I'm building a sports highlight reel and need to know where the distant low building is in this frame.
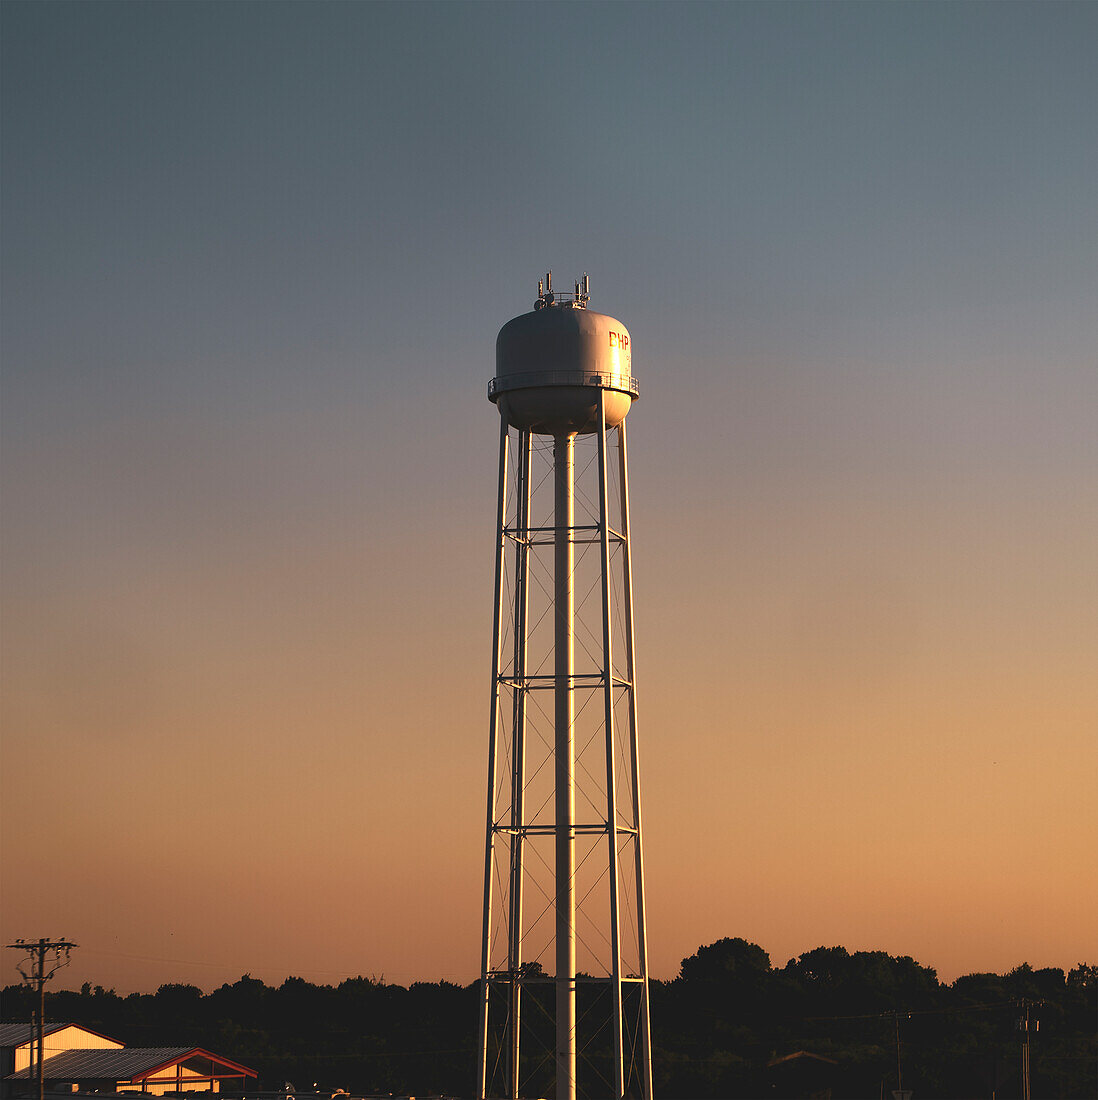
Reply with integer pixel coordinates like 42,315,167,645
765,1049,839,1100
0,1024,256,1098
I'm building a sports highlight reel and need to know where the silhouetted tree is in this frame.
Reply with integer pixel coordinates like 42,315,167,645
4,941,1095,1098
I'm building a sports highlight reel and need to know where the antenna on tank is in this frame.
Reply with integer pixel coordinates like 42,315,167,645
536,270,593,310
569,273,589,309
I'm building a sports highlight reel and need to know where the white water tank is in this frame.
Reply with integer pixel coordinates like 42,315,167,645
489,274,637,436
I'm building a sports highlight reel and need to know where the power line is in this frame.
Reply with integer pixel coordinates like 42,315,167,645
803,998,1038,1022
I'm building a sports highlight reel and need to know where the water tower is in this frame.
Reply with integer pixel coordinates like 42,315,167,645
477,273,653,1099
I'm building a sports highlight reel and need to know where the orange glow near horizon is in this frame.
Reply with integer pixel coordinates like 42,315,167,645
2,400,1095,993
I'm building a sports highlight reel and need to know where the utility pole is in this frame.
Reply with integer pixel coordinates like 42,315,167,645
5,937,77,1100
895,1011,903,1094
1016,999,1038,1100
889,1012,912,1100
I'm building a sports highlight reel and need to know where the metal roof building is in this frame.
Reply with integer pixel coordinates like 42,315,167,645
0,1023,123,1084
1,1025,256,1097
5,1047,256,1092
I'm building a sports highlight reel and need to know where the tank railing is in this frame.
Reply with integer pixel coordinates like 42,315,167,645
534,290,588,309
488,371,639,400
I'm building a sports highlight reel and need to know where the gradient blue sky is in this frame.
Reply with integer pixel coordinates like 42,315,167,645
2,1,1095,992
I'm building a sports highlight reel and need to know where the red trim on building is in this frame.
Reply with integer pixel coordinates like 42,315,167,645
129,1050,257,1083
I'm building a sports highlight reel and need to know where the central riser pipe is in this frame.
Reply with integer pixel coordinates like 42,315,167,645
554,433,576,1100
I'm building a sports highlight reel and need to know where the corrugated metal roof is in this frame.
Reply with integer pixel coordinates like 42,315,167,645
6,1048,190,1080
5,1047,255,1082
0,1022,70,1046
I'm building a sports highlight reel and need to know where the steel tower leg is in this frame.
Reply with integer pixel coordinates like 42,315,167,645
618,420,654,1100
554,433,576,1100
479,415,510,1100
508,431,532,1099
597,393,626,1099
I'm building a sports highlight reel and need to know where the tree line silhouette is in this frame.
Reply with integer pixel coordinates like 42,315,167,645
3,939,1094,1098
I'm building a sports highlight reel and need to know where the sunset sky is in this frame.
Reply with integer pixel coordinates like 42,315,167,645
2,1,1095,994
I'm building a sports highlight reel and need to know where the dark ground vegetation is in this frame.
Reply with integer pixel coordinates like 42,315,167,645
3,939,1095,1098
